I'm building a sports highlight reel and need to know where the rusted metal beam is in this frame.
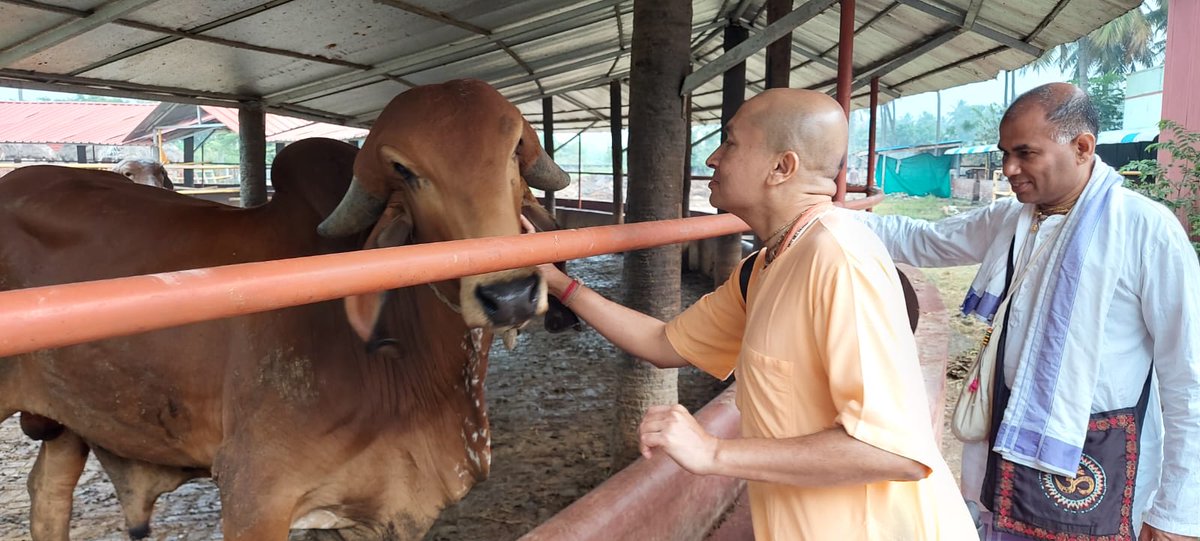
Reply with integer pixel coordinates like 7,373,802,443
834,0,855,203
0,214,749,358
867,77,879,194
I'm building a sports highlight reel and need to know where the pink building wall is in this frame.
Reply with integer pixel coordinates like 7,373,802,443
1158,0,1200,234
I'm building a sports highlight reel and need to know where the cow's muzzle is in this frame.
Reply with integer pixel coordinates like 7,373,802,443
473,275,541,328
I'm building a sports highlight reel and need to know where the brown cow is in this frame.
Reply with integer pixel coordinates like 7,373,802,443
0,79,570,540
111,159,174,190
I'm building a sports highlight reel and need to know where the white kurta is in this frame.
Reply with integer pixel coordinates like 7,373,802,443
857,189,1200,537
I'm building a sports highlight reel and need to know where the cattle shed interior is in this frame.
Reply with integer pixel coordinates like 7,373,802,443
0,0,1141,131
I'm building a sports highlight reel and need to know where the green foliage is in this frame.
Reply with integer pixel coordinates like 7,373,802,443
198,131,240,164
945,102,1004,145
1121,120,1200,256
1081,72,1125,130
849,100,1003,155
1025,0,1165,88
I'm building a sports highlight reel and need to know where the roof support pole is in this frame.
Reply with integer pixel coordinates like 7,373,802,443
183,137,195,187
683,94,692,220
614,0,691,468
542,97,557,219
765,0,792,89
713,23,749,288
610,80,624,224
867,76,879,197
834,0,855,203
238,101,267,208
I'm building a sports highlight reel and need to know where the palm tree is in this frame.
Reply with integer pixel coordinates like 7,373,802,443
1024,0,1166,92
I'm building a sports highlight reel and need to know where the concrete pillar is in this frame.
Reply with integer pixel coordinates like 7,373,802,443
238,100,267,207
613,0,692,468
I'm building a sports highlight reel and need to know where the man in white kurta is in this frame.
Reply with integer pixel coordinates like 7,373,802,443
861,84,1200,540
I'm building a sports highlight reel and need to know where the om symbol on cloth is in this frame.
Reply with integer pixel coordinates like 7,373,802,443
1040,454,1107,513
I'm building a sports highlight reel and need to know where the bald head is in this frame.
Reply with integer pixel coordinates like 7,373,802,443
1004,82,1099,143
742,88,848,180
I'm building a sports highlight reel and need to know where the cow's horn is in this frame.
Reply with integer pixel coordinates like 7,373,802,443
522,148,571,192
318,177,387,237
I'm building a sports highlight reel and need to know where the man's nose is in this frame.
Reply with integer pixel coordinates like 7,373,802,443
1003,157,1019,178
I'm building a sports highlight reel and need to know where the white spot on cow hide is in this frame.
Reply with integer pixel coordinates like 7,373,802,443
257,348,318,404
501,328,518,351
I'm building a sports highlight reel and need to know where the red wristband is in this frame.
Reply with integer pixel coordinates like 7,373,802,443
560,279,581,305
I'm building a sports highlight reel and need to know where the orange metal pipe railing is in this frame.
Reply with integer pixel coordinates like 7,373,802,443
0,214,749,358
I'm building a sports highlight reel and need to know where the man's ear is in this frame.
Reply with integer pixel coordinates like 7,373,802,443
768,150,800,186
1074,133,1096,164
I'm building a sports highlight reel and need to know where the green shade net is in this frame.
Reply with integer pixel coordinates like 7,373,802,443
874,153,952,198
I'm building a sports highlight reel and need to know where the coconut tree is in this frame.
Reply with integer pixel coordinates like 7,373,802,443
1025,0,1166,92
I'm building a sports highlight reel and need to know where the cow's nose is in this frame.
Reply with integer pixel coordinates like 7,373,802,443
475,275,540,327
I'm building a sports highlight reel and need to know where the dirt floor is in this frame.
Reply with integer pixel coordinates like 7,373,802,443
0,253,728,541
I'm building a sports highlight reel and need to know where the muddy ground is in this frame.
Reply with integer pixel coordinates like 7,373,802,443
0,253,728,541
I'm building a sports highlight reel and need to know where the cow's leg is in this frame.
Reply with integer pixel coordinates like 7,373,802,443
213,460,299,541
91,446,201,540
27,429,88,541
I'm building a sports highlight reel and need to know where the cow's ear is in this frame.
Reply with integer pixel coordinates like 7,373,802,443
158,165,174,190
344,293,384,343
343,203,412,342
520,186,559,232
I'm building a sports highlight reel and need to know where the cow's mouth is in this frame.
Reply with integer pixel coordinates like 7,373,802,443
459,270,548,334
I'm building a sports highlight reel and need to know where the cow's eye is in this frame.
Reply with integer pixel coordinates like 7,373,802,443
392,162,414,182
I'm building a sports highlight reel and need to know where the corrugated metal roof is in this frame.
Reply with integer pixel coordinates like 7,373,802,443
0,101,156,145
0,1,1142,130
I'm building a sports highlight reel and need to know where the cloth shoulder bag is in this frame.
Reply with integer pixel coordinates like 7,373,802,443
951,226,1058,442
